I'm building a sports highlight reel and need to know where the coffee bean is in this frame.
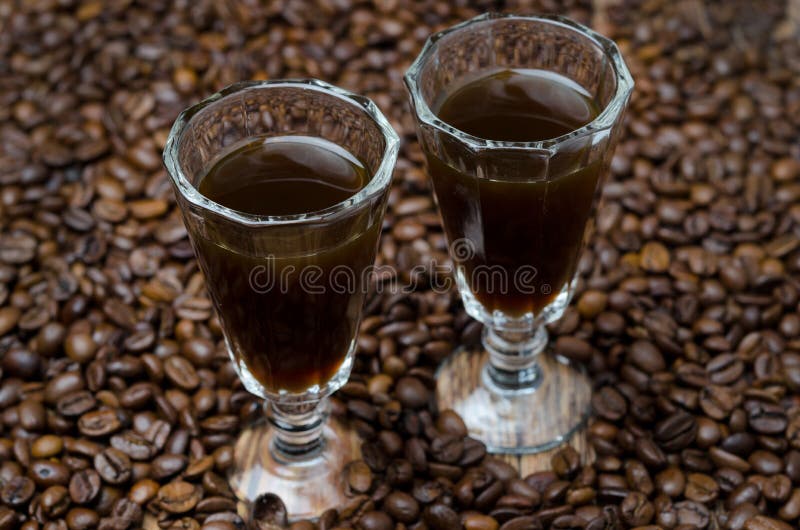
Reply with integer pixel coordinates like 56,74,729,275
654,410,697,451
109,432,154,461
65,333,97,364
65,507,100,530
625,460,653,495
743,516,793,530
395,376,429,409
94,448,132,485
763,474,792,503
69,469,101,504
18,398,46,430
655,467,685,498
592,386,626,421
1,476,35,507
57,391,97,417
554,336,593,363
346,460,373,494
164,355,200,391
747,401,788,434
358,511,392,530
252,490,289,529
31,434,63,458
619,492,653,526
551,447,580,479
628,340,665,373
78,409,122,437
699,385,738,420
498,516,543,530
424,503,459,530
127,479,159,506
383,491,419,523
158,481,202,515
464,514,499,530
436,409,467,437
31,460,71,487
684,473,718,504
636,437,666,469
673,500,709,528
41,485,71,518
45,371,85,404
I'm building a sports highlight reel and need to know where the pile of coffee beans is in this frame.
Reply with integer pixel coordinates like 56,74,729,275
1,0,799,529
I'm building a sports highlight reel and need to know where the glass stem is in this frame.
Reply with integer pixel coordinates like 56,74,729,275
266,398,328,463
483,325,548,391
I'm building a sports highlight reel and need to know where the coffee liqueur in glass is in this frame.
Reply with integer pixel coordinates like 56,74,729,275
164,80,399,518
406,14,633,454
195,135,376,394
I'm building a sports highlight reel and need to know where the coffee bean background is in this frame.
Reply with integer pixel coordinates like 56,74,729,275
1,0,799,529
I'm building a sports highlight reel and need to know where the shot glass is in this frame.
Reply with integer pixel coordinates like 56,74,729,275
405,14,633,454
164,80,399,518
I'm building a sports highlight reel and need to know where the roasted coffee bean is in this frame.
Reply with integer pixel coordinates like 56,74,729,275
673,500,709,527
57,391,97,417
620,492,653,526
654,410,697,451
358,511,393,530
65,507,100,530
625,460,653,495
749,450,783,475
552,447,581,479
347,461,373,494
722,432,757,457
1,476,35,507
158,481,202,515
424,503,459,530
94,448,132,485
109,432,154,461
31,434,64,458
78,409,122,437
743,516,793,530
40,485,71,518
636,437,666,469
383,491,419,523
655,467,685,498
395,377,429,409
0,509,18,530
684,473,718,504
251,493,288,529
498,516,543,530
762,474,792,503
151,454,188,479
69,469,101,504
592,386,626,421
31,460,71,487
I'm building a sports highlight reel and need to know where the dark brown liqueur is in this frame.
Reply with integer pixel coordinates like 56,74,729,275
195,135,375,393
429,69,602,317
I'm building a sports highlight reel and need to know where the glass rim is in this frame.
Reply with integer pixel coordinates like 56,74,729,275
163,79,400,226
403,13,635,153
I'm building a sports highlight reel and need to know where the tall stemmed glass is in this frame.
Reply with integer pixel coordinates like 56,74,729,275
405,14,633,454
164,80,399,518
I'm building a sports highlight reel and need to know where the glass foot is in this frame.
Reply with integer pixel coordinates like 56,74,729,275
230,415,361,521
436,346,592,454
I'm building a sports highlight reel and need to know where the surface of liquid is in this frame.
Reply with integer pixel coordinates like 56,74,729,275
195,135,374,393
199,136,368,216
429,69,603,317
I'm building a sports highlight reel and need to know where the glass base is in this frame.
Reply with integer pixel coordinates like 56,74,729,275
436,346,591,454
230,415,361,521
